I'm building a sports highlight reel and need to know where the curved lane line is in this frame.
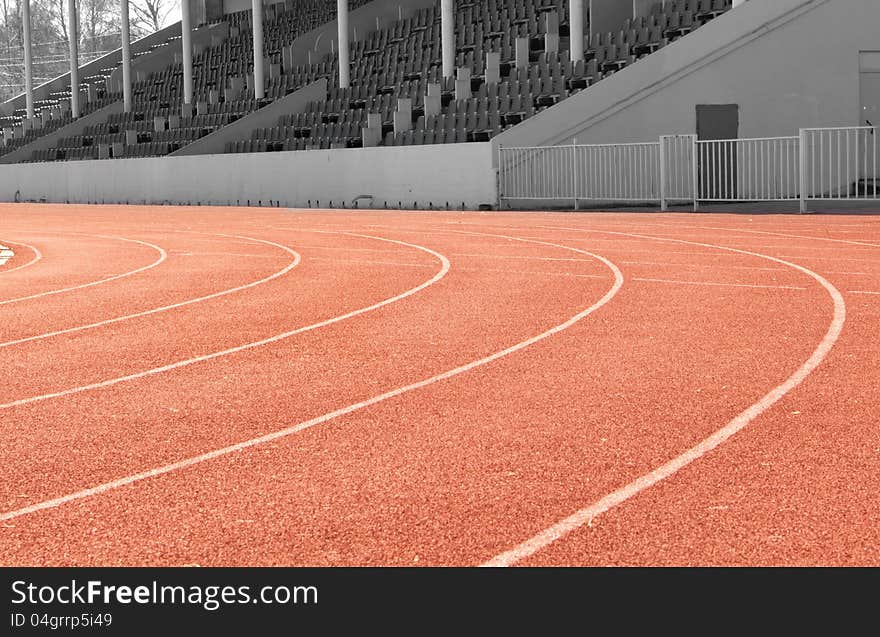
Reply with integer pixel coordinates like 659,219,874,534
0,232,449,412
0,235,167,306
0,233,622,523
683,225,880,249
483,228,846,567
0,234,300,350
0,240,42,275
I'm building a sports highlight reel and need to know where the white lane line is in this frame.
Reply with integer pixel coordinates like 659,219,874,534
775,254,880,264
394,221,880,257
680,225,880,249
0,240,42,275
849,290,880,295
0,236,166,306
307,256,433,268
359,226,780,262
0,234,623,523
452,253,598,263
171,251,282,259
469,269,603,280
0,233,449,412
483,228,846,567
439,227,880,267
632,277,806,291
272,228,534,253
267,243,403,255
621,241,880,251
0,234,300,350
585,222,880,251
827,271,871,276
309,256,613,281
621,260,786,273
352,227,808,288
512,233,878,261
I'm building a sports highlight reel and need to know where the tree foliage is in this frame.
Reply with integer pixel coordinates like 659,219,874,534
0,0,178,101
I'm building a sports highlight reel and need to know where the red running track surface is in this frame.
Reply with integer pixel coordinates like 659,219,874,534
0,204,878,566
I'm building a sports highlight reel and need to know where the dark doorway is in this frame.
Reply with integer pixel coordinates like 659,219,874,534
205,0,224,23
696,104,739,200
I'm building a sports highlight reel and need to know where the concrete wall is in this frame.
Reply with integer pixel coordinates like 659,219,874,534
189,0,209,25
221,0,284,14
0,102,124,165
0,142,496,209
222,0,251,14
633,0,657,18
590,0,633,37
171,79,327,156
494,0,876,157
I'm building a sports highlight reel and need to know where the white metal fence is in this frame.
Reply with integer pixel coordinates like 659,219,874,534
499,142,661,203
659,134,696,207
695,136,801,202
801,126,879,203
498,126,879,211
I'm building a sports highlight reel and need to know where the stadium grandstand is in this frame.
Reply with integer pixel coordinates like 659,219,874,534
0,0,877,210
1,0,879,584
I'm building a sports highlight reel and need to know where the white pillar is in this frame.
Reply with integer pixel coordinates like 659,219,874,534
251,0,265,99
22,0,34,119
441,0,454,79
569,0,584,62
337,0,349,89
733,0,747,6
67,0,80,117
181,0,193,104
120,0,132,111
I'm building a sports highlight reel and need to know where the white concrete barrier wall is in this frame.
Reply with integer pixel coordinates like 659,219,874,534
0,142,497,209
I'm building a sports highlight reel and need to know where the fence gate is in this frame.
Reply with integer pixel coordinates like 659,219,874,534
800,126,879,209
695,136,801,202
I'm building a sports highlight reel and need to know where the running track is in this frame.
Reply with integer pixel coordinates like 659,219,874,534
0,204,877,566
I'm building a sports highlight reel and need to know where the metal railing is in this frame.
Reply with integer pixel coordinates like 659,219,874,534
498,126,880,211
695,136,800,202
659,134,697,208
498,142,661,204
801,126,878,206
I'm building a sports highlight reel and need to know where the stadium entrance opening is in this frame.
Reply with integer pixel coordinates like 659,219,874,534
860,52,880,128
696,103,740,200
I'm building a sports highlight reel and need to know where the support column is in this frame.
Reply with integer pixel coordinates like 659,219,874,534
569,0,584,62
251,0,265,99
181,0,193,104
337,0,349,89
22,0,34,119
120,0,132,111
441,0,454,79
67,0,79,117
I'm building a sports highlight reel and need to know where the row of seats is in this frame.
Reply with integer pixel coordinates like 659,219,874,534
22,0,732,163
232,0,731,154
224,122,502,155
24,0,371,162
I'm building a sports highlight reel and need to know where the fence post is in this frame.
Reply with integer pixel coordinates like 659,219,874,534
659,135,668,211
496,144,503,211
572,138,578,211
691,134,699,212
799,129,808,213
